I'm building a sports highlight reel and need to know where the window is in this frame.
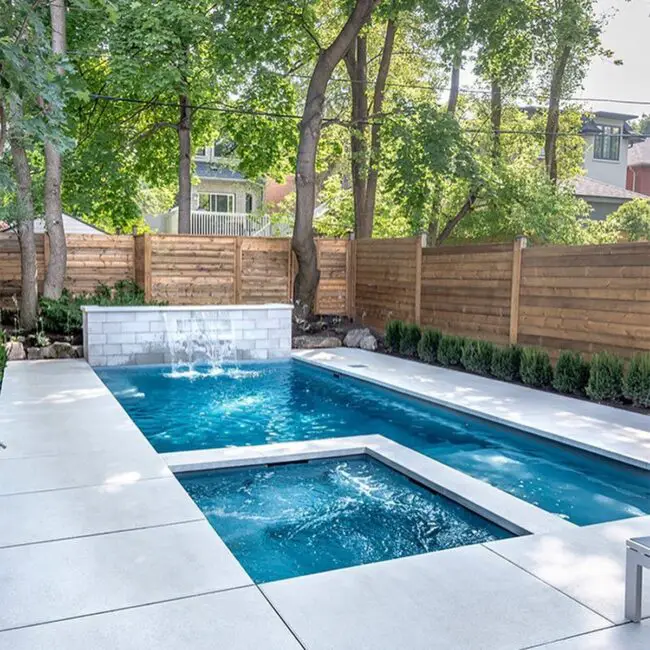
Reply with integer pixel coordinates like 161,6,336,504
195,146,206,157
197,193,235,213
245,193,254,213
594,125,621,161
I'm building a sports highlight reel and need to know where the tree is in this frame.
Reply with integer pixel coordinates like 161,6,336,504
293,0,380,319
42,0,68,299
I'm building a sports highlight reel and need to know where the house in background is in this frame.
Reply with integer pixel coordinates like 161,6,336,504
147,141,272,236
626,138,650,196
575,111,646,219
0,214,106,235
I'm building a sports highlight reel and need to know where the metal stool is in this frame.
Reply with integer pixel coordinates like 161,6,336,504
626,536,650,622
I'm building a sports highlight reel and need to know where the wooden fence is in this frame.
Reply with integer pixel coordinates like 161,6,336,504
350,236,650,358
3,231,650,357
0,233,350,315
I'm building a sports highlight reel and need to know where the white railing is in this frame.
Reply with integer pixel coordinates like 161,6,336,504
190,211,273,237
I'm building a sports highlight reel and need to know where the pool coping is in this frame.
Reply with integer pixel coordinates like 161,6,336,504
292,348,650,471
162,436,577,537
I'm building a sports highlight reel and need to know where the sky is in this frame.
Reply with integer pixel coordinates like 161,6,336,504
583,0,650,115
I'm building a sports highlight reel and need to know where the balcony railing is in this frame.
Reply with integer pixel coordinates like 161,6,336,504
190,211,273,237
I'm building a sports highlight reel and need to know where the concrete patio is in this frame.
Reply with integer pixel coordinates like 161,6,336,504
0,357,649,649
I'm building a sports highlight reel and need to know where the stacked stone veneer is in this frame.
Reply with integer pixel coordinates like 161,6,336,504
81,304,293,367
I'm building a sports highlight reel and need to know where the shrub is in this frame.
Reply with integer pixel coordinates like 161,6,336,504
418,328,442,363
520,347,553,388
491,345,521,381
39,280,150,335
586,351,624,402
437,335,465,367
399,323,421,356
553,350,590,395
461,339,495,375
623,353,650,407
384,320,405,353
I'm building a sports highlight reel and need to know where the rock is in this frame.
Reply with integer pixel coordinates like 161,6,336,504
40,342,78,360
26,347,44,360
344,328,377,351
293,335,342,349
73,345,84,359
6,341,26,361
359,334,378,351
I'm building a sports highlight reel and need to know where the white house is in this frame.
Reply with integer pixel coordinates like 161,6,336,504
575,111,646,219
147,142,271,236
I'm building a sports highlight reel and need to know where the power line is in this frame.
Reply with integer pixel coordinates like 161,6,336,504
88,92,606,137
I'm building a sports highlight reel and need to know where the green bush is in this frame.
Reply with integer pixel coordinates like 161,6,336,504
552,351,590,395
461,339,495,375
623,353,650,407
520,347,553,388
399,323,421,356
385,320,405,353
39,280,150,335
437,335,465,367
586,351,624,402
418,328,442,363
490,345,521,381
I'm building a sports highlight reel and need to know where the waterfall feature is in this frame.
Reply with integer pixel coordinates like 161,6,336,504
163,311,236,378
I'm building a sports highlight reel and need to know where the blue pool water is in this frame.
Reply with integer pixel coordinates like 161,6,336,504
180,457,511,582
97,361,650,526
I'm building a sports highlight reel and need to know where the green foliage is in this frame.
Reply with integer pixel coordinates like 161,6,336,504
39,280,149,335
399,323,422,357
623,353,650,408
437,335,465,367
461,339,495,375
490,345,522,381
586,351,624,402
607,199,650,242
552,350,590,395
519,347,553,388
418,328,442,363
384,320,405,353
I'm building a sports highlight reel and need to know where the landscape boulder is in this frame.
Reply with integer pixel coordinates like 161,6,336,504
343,328,377,352
5,341,26,361
293,335,342,349
41,341,79,360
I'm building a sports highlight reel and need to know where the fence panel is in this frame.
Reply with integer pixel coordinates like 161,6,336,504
315,239,349,316
354,237,420,328
421,243,513,344
240,238,292,304
518,241,650,358
0,234,46,308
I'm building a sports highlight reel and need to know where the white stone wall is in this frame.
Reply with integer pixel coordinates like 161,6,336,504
82,305,293,367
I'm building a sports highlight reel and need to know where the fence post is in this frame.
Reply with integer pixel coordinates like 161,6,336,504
509,235,527,344
234,237,242,303
346,235,357,320
314,239,322,314
143,233,152,302
287,240,294,303
414,234,424,325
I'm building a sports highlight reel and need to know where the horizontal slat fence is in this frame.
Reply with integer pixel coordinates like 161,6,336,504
421,243,513,344
0,233,349,315
354,237,420,327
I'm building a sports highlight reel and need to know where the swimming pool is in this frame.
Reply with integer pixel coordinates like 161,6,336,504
179,456,511,582
97,360,650,526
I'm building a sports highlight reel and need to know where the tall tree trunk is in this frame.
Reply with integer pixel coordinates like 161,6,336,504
344,36,369,238
544,44,571,183
364,19,396,239
8,105,38,331
42,0,67,299
177,94,192,233
435,192,477,245
447,60,461,116
293,0,379,319
490,80,502,163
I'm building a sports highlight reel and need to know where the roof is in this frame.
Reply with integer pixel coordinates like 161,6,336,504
571,176,648,201
0,214,107,235
628,138,650,166
195,161,248,181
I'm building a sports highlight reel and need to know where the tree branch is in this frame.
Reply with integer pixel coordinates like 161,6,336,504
132,120,179,142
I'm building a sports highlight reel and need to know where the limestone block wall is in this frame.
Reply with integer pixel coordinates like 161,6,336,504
82,304,293,367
